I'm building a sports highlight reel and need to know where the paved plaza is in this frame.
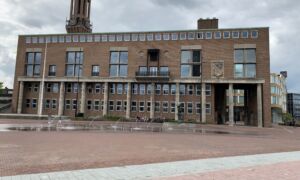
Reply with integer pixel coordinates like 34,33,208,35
1,119,300,179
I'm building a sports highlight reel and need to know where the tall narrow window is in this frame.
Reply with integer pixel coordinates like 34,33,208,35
25,52,42,76
92,65,100,76
48,65,56,76
181,50,201,77
109,51,128,77
66,51,84,77
234,49,256,78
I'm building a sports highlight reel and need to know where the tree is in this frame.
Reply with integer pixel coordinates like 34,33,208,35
0,82,3,94
283,113,294,126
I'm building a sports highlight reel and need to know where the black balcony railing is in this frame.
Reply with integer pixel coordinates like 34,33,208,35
48,72,56,77
136,71,170,81
91,72,100,77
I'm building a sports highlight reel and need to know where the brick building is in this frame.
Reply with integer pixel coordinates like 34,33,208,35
12,0,271,127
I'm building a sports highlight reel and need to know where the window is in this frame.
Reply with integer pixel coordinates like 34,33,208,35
73,83,79,93
179,103,185,114
232,31,239,38
131,101,137,112
124,34,130,41
116,34,123,42
206,84,211,96
206,103,211,114
94,35,100,42
148,49,159,61
46,36,51,43
180,32,187,40
147,34,153,41
25,52,42,76
187,103,193,114
139,34,146,41
180,84,186,95
32,37,38,43
72,100,77,110
110,51,128,77
155,102,160,112
34,84,39,92
132,34,138,41
102,35,108,42
251,31,258,38
139,101,145,112
132,84,138,95
94,100,100,111
109,101,114,111
196,103,201,114
160,66,169,73
95,83,101,94
171,33,178,40
87,35,93,42
87,100,93,110
147,84,153,95
163,33,170,40
196,84,201,96
187,85,194,95
110,84,115,94
45,99,51,109
66,36,71,42
72,35,79,42
46,83,59,93
241,31,249,38
188,32,195,40
65,100,71,110
163,84,169,95
181,50,201,77
92,65,100,76
234,49,256,78
147,102,151,112
39,37,45,43
162,102,169,113
155,34,161,41
48,65,56,76
66,51,84,77
155,84,161,95
205,32,212,39
32,99,37,108
123,101,127,111
117,84,123,94
170,102,176,113
171,84,176,95
27,84,32,91
100,101,104,111
46,83,52,92
26,99,31,108
80,35,86,42
66,83,72,93
223,31,230,39
139,84,146,95
214,32,222,39
197,32,204,39
124,84,128,94
109,35,115,42
26,37,31,44
116,101,122,111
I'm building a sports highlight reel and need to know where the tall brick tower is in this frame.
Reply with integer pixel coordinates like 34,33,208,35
66,0,92,33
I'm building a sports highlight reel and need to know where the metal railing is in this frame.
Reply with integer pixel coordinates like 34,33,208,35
136,71,170,77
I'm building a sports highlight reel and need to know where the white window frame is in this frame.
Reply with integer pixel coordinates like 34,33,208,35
187,102,193,114
139,101,145,112
162,101,169,113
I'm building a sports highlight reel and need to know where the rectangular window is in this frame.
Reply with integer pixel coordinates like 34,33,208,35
52,99,56,109
109,101,114,111
147,84,153,95
206,84,211,96
116,34,123,42
232,31,239,38
214,31,222,39
79,35,86,42
155,102,160,112
116,101,122,111
139,101,145,112
124,34,130,41
234,49,256,78
92,65,100,76
131,101,137,112
197,32,204,39
223,31,230,39
162,102,169,113
139,84,146,95
101,35,108,42
26,99,31,108
147,34,154,41
95,83,101,94
188,32,195,40
48,65,56,76
45,99,51,109
156,84,161,95
181,50,201,77
87,35,93,42
132,34,138,41
66,36,71,42
25,52,42,76
34,84,39,92
65,51,84,77
94,100,100,111
117,84,123,95
206,103,211,114
147,102,151,112
170,102,176,113
171,84,176,95
180,84,186,95
123,101,127,111
163,33,170,40
180,32,187,40
139,34,146,41
241,31,249,38
124,84,128,94
196,84,201,96
109,35,115,42
94,35,100,42
251,31,259,38
187,85,194,95
132,84,138,95
72,100,77,110
100,101,104,111
65,100,71,110
109,51,128,77
110,84,115,94
32,99,37,108
87,100,93,110
163,84,169,95
73,83,79,93
179,103,185,114
196,103,201,114
187,103,193,114
205,32,212,39
155,34,162,41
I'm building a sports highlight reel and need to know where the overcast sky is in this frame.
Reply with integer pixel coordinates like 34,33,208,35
0,0,299,92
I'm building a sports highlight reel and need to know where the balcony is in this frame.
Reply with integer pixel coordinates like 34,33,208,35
136,71,170,81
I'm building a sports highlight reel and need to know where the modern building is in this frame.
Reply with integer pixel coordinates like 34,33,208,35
287,93,300,120
270,72,287,123
12,0,271,127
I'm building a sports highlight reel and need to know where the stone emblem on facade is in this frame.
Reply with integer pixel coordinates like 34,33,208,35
211,61,224,78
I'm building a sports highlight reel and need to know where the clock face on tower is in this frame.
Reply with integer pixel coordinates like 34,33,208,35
66,0,92,33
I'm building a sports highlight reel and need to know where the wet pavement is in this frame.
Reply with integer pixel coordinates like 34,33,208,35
1,119,300,177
